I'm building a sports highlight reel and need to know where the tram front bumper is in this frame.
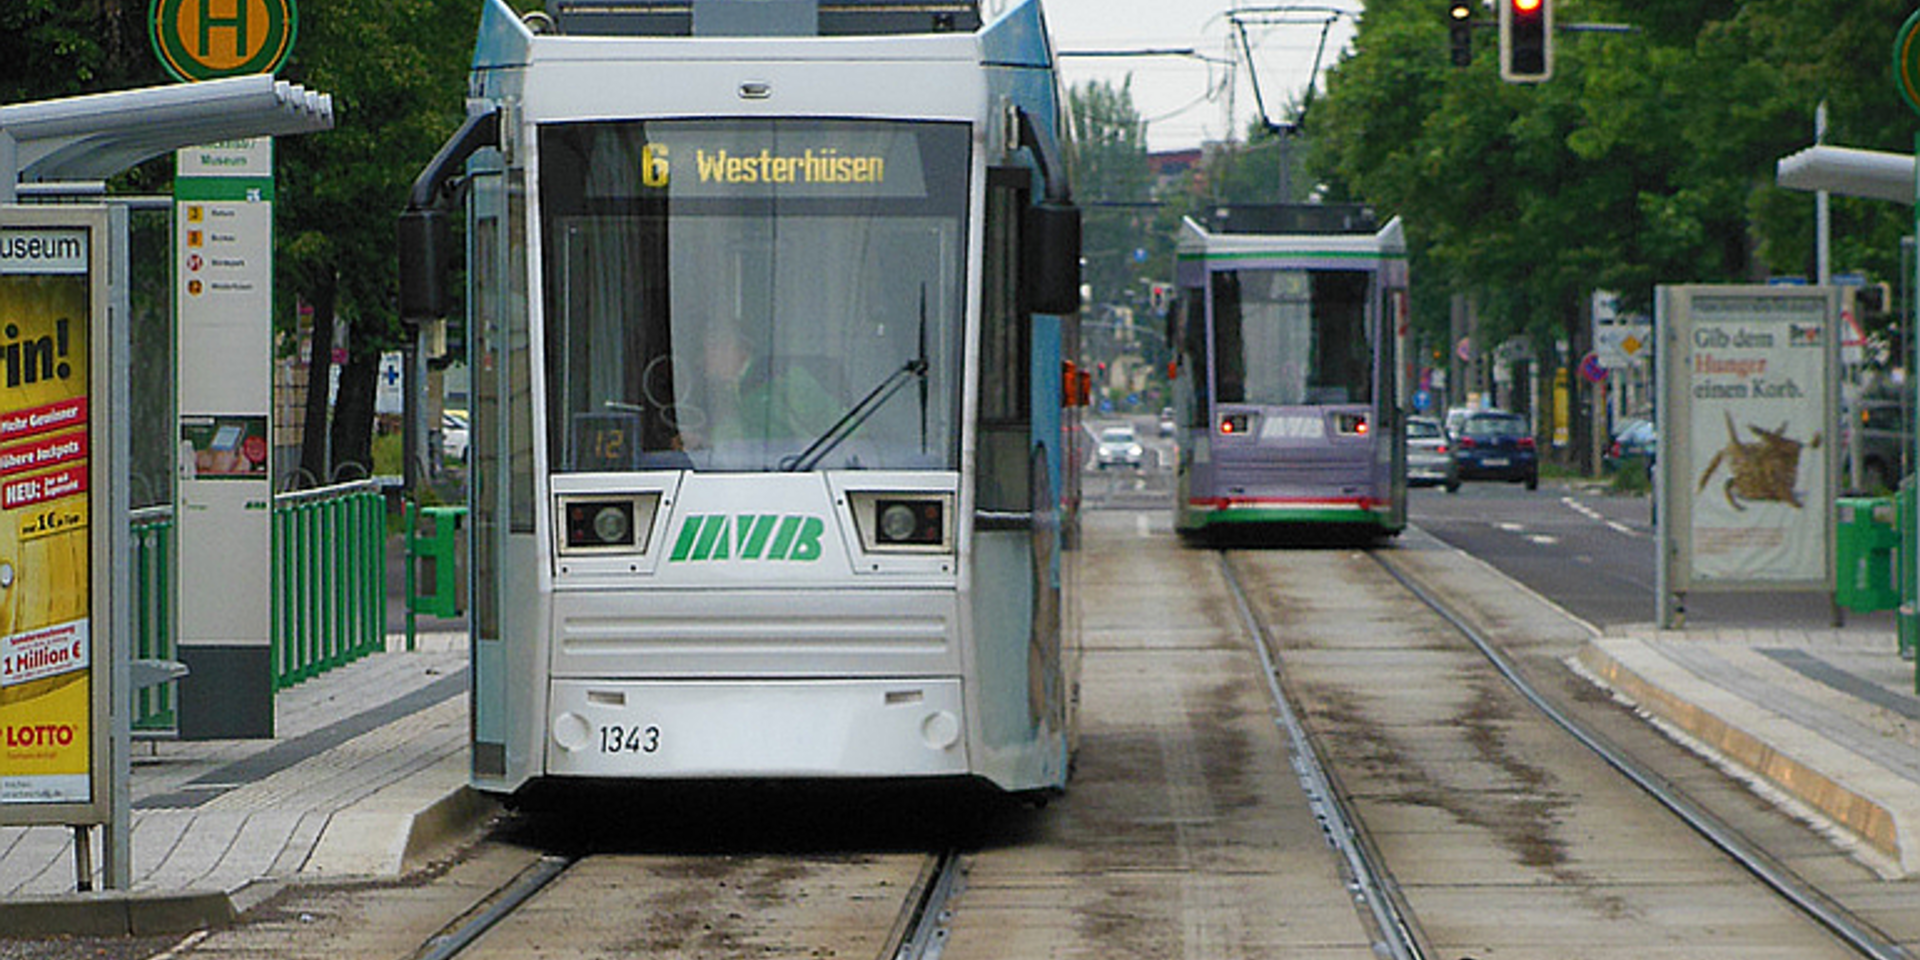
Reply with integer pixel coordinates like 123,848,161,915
544,678,969,779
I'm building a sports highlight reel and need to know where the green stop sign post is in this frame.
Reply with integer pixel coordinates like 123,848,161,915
1895,10,1920,689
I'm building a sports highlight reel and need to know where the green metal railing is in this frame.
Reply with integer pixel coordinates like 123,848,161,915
130,506,176,733
129,479,392,730
272,480,389,690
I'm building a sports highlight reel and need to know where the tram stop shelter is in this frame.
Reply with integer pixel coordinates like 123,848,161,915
0,73,332,892
1776,144,1915,205
0,74,332,199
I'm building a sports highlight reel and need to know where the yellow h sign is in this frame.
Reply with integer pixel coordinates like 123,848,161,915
150,0,297,83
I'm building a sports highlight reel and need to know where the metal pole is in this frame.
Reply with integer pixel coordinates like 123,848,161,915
1816,102,1831,287
0,131,16,205
106,203,132,889
73,825,92,892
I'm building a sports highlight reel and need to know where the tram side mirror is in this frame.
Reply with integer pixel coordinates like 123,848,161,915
398,208,451,322
1024,201,1081,316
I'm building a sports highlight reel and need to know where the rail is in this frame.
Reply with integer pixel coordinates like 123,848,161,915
127,480,391,730
1371,550,1912,960
130,506,176,733
272,479,389,689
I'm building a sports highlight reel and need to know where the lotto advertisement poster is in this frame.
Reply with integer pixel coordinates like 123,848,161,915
0,228,94,807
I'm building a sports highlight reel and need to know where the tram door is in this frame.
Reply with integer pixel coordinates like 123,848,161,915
972,168,1068,784
466,153,538,787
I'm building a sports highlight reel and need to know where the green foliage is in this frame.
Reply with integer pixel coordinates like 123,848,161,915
1069,78,1163,307
273,0,479,358
1304,0,1918,354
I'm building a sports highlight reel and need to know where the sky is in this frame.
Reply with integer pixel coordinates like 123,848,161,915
1040,0,1361,155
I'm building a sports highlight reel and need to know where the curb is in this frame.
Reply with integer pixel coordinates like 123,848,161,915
0,888,235,938
401,786,501,873
1575,638,1912,876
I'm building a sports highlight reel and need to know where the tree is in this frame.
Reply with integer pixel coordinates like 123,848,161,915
1304,0,1918,468
273,0,479,486
1069,77,1157,310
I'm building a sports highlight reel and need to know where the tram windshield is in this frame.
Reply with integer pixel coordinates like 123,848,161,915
540,118,968,473
1213,268,1372,407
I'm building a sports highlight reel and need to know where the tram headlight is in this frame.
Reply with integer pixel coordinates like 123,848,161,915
592,505,631,543
849,492,953,553
556,493,659,554
880,503,919,541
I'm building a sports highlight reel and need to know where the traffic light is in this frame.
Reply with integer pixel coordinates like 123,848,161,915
1499,0,1552,83
1447,0,1473,67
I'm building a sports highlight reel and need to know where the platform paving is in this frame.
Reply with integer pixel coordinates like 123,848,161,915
0,631,483,936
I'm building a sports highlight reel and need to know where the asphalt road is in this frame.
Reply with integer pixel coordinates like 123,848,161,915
1407,478,1897,634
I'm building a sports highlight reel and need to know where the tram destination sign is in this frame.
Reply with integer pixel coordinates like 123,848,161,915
150,0,298,83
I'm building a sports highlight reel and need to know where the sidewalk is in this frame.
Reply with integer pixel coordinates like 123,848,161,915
0,630,485,937
1573,615,1920,879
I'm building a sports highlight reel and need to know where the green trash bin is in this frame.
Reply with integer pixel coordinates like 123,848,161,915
1836,496,1899,614
407,503,468,618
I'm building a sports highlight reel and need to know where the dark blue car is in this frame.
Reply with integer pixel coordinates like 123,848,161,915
1451,411,1538,490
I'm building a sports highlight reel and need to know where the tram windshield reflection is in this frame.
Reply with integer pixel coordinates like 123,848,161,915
540,118,969,473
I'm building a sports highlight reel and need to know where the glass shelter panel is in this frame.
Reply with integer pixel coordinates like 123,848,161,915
539,119,969,473
1213,268,1372,406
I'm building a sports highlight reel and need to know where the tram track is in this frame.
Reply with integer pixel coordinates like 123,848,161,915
1368,549,1909,960
400,846,964,960
1221,544,1907,960
1218,551,1427,960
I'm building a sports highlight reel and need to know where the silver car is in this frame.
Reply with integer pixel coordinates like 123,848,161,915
1407,416,1459,492
1095,424,1144,469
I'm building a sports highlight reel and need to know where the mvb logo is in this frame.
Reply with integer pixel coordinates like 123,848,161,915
669,514,827,563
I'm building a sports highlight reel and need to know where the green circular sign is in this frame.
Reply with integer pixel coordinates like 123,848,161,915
1895,10,1920,117
150,0,297,83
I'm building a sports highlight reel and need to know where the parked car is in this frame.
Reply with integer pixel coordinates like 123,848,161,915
1158,407,1176,437
1604,417,1656,475
1451,410,1538,490
1407,416,1460,492
1095,424,1144,469
441,410,470,462
1855,395,1909,492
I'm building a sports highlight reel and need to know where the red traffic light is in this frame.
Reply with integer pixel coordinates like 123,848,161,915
1499,0,1552,82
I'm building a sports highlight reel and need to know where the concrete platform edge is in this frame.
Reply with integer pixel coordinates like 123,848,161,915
1574,637,1915,876
401,785,501,874
0,888,235,938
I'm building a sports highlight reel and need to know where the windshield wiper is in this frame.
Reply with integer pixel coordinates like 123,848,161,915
782,355,928,472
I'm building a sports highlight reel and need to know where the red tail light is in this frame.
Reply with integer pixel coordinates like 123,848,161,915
1609,441,1621,458
1518,436,1537,450
1458,436,1476,449
1436,444,1449,454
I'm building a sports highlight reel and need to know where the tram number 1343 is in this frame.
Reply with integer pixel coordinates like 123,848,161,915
600,724,662,755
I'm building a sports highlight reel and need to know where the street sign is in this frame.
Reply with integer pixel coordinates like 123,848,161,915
1578,351,1606,384
1594,323,1651,369
1898,10,1920,117
150,0,298,83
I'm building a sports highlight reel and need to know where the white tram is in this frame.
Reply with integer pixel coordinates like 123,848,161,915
398,0,1084,798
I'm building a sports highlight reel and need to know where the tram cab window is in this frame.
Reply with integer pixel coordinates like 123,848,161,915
1213,268,1372,406
539,118,969,473
1177,287,1207,429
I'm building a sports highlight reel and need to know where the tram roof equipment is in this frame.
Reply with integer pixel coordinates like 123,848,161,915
0,74,333,200
546,0,984,36
1194,203,1379,236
